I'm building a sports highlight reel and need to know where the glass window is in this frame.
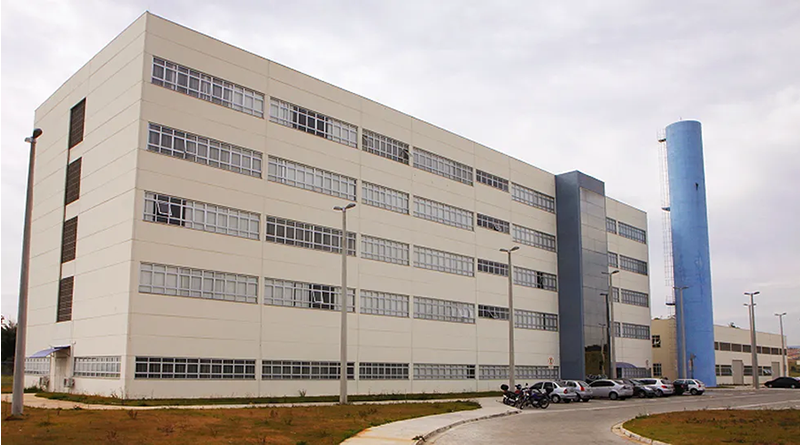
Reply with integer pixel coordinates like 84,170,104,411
413,148,473,185
139,262,258,304
478,304,510,320
477,214,510,234
414,363,475,380
511,183,555,213
608,252,619,268
618,221,647,244
613,287,649,307
263,278,354,312
515,309,559,331
516,365,559,380
361,235,409,265
653,363,663,376
414,296,475,323
477,259,509,276
144,191,260,240
360,290,410,317
606,217,617,234
268,156,356,201
269,98,357,147
652,335,661,348
614,322,650,340
24,357,50,375
513,266,557,292
360,362,409,380
479,364,508,380
73,357,121,378
620,255,648,275
362,129,409,164
476,170,509,192
414,196,473,230
512,224,556,252
135,357,256,379
262,360,354,380
265,216,356,256
361,182,409,214
413,246,474,277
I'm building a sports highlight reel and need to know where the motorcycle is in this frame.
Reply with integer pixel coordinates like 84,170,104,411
500,384,550,409
500,383,522,407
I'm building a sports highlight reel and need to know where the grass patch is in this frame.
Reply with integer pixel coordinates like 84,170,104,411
624,409,800,444
0,400,479,444
1,375,12,394
35,390,501,406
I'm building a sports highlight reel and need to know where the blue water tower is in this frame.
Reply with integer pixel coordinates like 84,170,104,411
666,120,716,386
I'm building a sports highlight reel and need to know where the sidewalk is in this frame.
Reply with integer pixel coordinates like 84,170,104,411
341,397,519,444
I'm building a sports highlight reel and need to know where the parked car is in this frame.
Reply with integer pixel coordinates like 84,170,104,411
674,379,705,395
625,379,656,398
563,380,593,402
764,377,800,389
588,379,634,400
531,381,580,403
637,378,675,397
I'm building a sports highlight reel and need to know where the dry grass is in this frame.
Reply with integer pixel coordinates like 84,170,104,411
624,409,800,445
1,375,11,394
0,400,479,444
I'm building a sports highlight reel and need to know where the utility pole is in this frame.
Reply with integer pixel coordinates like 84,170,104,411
602,270,619,378
12,128,43,416
775,312,787,376
334,202,355,404
500,246,519,388
674,286,689,379
744,291,760,389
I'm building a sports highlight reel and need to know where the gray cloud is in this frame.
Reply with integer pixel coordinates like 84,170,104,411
3,1,799,344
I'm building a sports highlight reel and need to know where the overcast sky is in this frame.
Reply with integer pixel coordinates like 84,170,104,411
2,1,799,345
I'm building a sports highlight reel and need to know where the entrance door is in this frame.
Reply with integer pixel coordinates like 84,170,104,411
732,360,744,385
53,352,70,392
771,361,780,377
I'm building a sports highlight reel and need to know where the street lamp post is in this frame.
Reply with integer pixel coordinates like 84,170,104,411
774,312,787,376
500,246,520,388
744,291,760,389
12,128,43,417
334,202,355,404
674,286,689,379
602,270,619,378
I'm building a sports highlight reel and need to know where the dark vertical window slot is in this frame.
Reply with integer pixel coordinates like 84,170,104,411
61,217,78,263
57,276,74,322
68,99,86,149
65,158,82,205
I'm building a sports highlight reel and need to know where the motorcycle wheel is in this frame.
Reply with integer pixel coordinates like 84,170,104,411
538,398,550,409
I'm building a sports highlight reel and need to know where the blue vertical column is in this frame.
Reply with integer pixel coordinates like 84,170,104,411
666,120,716,386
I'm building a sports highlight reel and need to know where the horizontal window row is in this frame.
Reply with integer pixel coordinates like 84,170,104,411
714,342,785,355
618,221,647,244
744,366,773,377
413,147,474,185
268,156,357,201
515,309,559,331
715,364,733,376
362,129,409,164
414,196,474,231
414,245,475,277
152,58,265,117
512,224,556,252
362,182,409,214
135,357,256,379
415,363,475,380
139,263,258,303
477,213,510,234
612,287,650,308
73,356,121,378
360,290,410,317
511,183,556,213
144,191,260,239
476,169,509,192
619,255,648,275
478,304,510,320
148,123,263,177
606,217,617,234
270,98,358,147
513,267,558,292
613,322,650,340
24,357,50,375
263,278,355,312
477,259,508,276
361,235,410,266
263,361,355,380
479,365,561,380
266,216,356,256
414,296,475,324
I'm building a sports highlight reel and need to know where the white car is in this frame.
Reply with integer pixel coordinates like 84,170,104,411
675,379,705,395
588,379,634,400
637,378,675,397
531,380,580,403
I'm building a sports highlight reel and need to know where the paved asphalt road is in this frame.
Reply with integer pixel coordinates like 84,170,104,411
430,389,800,444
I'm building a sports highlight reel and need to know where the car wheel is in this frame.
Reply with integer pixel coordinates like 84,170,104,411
637,390,646,398
792,384,797,389
609,392,619,400
551,395,561,403
582,397,590,402
766,383,772,388
690,388,698,395
656,389,664,397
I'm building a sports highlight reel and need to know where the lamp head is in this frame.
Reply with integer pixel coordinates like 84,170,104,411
32,128,43,139
345,203,356,210
611,270,619,275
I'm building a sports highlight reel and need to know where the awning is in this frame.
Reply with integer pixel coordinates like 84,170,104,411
616,362,637,369
29,346,70,358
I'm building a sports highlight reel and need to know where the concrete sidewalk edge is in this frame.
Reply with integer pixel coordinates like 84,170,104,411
415,408,520,444
612,420,671,445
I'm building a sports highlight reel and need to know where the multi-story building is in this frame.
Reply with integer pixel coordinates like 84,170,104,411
23,13,651,398
651,318,787,385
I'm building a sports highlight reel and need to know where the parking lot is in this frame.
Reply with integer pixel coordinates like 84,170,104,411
430,389,800,444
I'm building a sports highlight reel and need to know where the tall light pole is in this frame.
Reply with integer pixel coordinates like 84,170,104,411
674,286,689,379
500,246,520,388
744,291,760,389
334,202,355,404
12,128,43,417
12,129,44,416
602,270,619,378
775,312,787,376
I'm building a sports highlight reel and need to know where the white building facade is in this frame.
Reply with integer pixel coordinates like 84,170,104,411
23,13,652,398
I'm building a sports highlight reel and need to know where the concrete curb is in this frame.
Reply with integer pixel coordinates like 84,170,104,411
612,420,671,445
415,408,520,443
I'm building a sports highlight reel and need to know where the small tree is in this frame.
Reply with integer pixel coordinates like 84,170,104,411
2,316,17,367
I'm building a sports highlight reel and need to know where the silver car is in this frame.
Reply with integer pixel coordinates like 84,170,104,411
531,380,580,403
638,378,675,397
588,379,634,400
564,380,593,402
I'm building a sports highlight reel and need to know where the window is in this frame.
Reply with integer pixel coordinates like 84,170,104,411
477,214,510,234
608,252,619,268
61,217,78,263
714,342,720,351
73,357,121,378
414,364,475,380
263,278,354,312
653,363,663,376
715,364,732,376
516,365,559,380
65,158,82,205
265,216,356,256
68,99,86,148
731,343,742,352
148,123,263,177
268,156,357,201
606,217,617,234
478,304,510,320
360,290,409,317
512,224,556,252
262,360,354,380
743,366,772,377
151,57,264,117
477,259,508,276
620,367,651,379
25,357,50,375
618,222,647,244
360,363,409,380
620,255,648,275
652,335,661,348
511,183,555,213
57,276,74,322
513,266,557,291
414,296,475,323
614,288,649,307
615,322,650,340
139,263,258,304
479,365,508,380
719,342,732,351
135,357,256,379
476,170,509,192
144,192,260,239
361,235,409,265
362,182,409,214
515,309,558,331
414,196,473,230
362,129,409,164
742,344,751,353
414,246,474,277
270,98,357,147
413,148,473,185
